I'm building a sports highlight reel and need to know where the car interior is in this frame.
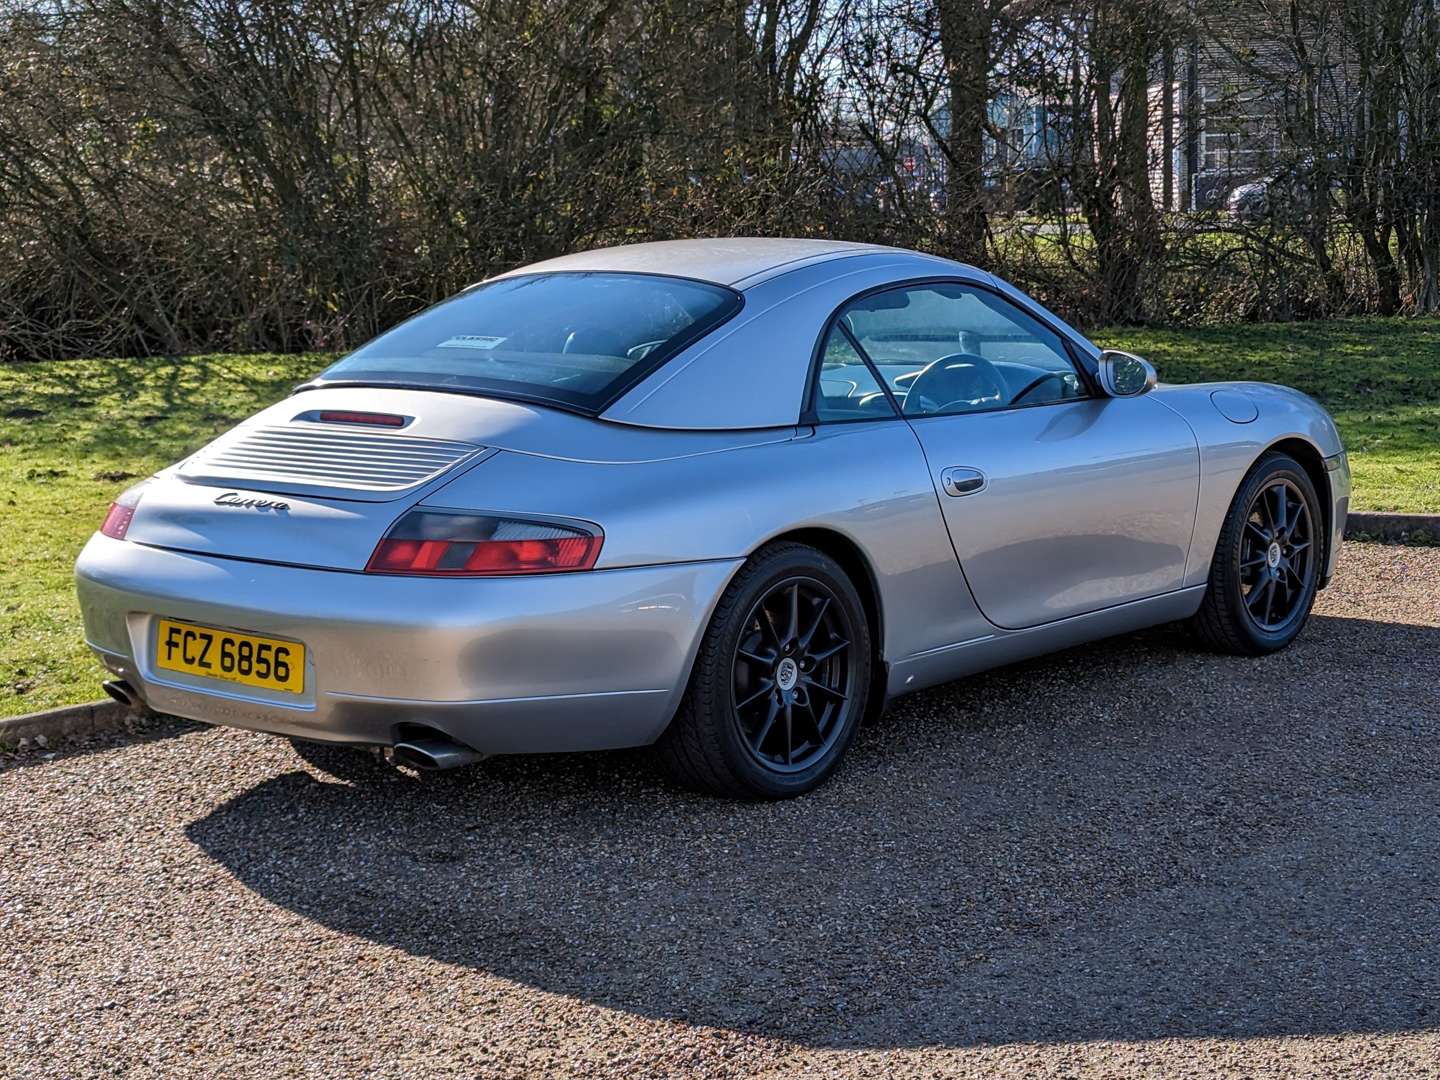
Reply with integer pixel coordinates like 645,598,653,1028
815,283,1086,421
324,271,738,410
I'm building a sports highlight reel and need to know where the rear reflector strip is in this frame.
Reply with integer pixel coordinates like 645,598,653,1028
98,480,148,540
100,502,136,540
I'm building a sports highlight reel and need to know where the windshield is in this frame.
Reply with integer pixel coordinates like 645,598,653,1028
314,272,741,413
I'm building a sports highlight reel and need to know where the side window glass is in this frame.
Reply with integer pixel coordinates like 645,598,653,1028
841,284,1086,417
812,326,897,421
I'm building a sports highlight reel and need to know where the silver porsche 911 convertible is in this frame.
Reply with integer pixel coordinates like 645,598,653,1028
75,238,1349,798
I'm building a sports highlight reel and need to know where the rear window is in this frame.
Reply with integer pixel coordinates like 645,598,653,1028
314,272,741,413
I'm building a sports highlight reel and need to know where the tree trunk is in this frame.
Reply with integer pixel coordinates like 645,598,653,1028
937,0,992,265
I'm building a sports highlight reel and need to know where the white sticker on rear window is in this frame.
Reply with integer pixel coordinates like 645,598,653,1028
437,335,508,350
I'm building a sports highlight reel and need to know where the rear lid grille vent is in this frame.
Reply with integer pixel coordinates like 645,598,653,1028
181,424,483,498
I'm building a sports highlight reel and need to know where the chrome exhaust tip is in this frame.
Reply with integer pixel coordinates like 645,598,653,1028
102,679,136,707
391,736,486,771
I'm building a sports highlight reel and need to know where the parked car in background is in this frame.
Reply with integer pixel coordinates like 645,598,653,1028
75,238,1349,798
1227,158,1336,224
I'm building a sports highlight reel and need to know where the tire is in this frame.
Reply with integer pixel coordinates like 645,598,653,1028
288,736,385,782
1190,452,1324,655
655,542,872,799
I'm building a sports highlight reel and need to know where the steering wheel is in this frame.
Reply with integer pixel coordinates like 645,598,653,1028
903,353,1007,416
1010,369,1074,406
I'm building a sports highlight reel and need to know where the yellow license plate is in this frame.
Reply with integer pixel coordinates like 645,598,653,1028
155,619,305,694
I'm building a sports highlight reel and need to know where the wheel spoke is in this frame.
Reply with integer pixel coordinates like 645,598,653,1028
1272,486,1288,537
735,679,774,710
786,584,800,642
807,639,849,664
783,701,794,765
1240,554,1268,571
737,646,776,667
1246,578,1270,612
800,698,825,741
1263,577,1277,623
750,697,781,752
759,603,784,648
805,678,848,703
798,595,831,650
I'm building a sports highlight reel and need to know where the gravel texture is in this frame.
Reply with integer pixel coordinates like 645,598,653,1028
2,541,1438,1078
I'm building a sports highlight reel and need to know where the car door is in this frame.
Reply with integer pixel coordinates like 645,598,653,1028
834,279,1200,630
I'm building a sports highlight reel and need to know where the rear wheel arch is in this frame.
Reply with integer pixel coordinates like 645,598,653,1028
667,528,887,738
655,538,875,797
760,529,881,685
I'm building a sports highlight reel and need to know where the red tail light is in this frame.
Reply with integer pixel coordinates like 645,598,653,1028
99,481,148,540
366,510,602,576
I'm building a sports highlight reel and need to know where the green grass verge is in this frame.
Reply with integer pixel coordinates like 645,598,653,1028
1,317,1436,717
1,355,324,718
1099,318,1440,516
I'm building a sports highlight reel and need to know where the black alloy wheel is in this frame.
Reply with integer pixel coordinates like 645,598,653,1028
655,542,872,799
1238,477,1315,633
731,577,855,773
1191,451,1324,655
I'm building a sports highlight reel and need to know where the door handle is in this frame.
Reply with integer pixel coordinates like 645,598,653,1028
941,466,986,497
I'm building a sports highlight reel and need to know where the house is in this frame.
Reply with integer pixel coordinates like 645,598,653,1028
931,96,1064,180
1146,40,1281,210
1148,10,1352,211
909,13,1331,214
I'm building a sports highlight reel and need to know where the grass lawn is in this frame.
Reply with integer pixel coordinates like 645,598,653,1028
1102,319,1440,514
1,355,322,719
2,316,1437,718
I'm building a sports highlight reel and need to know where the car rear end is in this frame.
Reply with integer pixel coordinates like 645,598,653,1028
74,271,750,757
75,509,733,755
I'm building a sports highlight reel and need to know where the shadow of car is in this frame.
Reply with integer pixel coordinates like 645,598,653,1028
184,612,1440,1050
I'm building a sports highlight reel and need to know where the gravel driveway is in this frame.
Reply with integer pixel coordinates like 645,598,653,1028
3,541,1438,1078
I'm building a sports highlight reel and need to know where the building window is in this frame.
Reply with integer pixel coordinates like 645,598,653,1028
1201,87,1280,174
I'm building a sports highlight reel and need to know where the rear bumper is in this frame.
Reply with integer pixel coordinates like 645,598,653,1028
75,534,739,752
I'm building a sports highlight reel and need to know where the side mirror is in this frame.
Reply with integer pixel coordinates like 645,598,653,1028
1097,350,1157,397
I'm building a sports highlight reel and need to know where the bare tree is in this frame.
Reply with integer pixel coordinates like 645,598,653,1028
1,0,1434,361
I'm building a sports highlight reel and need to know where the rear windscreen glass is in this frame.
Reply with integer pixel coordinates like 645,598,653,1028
315,272,741,412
